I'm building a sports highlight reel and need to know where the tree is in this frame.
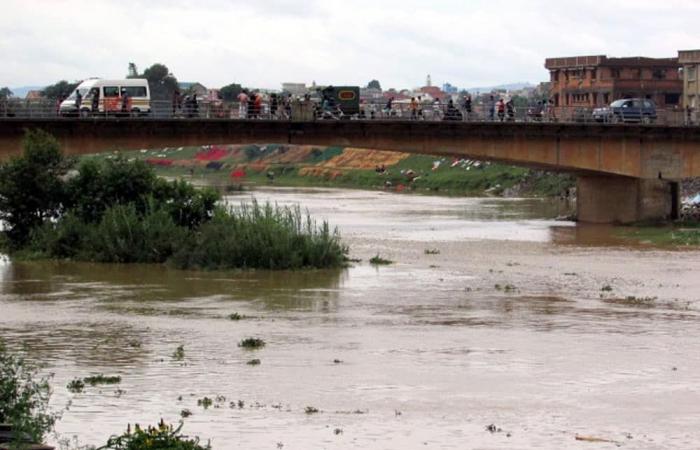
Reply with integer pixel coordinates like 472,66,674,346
510,95,529,108
367,79,381,90
0,130,68,247
41,80,79,100
0,87,13,99
140,63,179,101
142,63,170,83
127,62,139,78
219,83,243,101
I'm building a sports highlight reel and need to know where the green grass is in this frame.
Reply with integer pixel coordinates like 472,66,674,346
101,145,575,198
617,224,700,247
369,254,393,265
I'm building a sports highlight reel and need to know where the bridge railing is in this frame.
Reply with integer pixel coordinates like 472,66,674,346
0,98,697,126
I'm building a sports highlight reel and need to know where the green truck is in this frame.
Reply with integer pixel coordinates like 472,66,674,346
318,86,360,116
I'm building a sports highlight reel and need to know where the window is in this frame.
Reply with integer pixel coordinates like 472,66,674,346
611,69,620,79
652,69,666,80
122,86,147,97
688,67,697,81
664,93,680,106
591,69,598,80
103,86,120,97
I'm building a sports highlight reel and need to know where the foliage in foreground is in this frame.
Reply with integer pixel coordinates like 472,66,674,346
0,130,347,270
97,421,210,450
0,342,57,446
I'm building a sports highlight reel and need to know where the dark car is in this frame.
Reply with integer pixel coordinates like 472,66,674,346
592,98,657,124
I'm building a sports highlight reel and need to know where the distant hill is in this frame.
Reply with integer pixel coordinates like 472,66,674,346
8,86,45,98
464,82,535,93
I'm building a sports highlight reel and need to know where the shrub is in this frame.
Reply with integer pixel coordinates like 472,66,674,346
171,202,347,270
99,421,210,450
86,203,188,264
0,342,57,445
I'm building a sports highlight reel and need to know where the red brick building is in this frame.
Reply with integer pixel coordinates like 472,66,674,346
545,55,683,108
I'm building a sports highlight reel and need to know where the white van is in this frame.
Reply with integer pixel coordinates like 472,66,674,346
60,78,151,116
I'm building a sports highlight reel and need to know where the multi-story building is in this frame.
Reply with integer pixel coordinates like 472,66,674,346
281,83,308,96
544,55,683,109
679,49,700,119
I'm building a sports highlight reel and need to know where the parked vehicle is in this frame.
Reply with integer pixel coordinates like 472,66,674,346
317,86,360,117
592,98,657,124
60,79,151,117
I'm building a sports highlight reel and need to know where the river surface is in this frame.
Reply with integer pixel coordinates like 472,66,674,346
1,188,700,449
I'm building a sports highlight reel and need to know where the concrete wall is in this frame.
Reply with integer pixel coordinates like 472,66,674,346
577,175,676,223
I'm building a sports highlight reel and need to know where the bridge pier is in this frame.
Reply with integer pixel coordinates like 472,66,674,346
577,175,680,224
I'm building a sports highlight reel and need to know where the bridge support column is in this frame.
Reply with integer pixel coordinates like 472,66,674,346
577,175,680,224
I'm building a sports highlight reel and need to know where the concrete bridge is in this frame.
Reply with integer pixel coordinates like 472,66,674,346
1,118,699,224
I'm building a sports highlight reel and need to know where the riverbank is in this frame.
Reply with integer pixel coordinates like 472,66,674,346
84,144,576,198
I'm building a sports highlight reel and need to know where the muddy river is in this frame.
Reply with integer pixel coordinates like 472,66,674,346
1,188,699,449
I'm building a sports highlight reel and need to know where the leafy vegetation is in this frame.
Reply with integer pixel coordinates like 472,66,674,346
170,202,347,270
0,131,347,270
41,80,80,100
0,342,57,445
67,378,86,393
197,397,213,409
97,421,210,450
238,338,266,349
173,345,185,361
369,254,393,265
84,375,122,386
304,406,320,414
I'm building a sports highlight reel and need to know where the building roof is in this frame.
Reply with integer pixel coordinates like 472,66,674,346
178,82,207,90
545,55,679,69
679,50,700,64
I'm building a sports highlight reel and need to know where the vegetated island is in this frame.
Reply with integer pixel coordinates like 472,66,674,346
0,130,347,270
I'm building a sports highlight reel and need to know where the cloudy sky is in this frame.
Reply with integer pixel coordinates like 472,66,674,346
1,0,698,90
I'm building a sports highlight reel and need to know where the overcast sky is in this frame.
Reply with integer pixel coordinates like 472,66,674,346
1,0,698,90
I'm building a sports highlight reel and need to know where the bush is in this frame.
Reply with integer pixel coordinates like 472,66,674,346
171,202,347,270
98,421,210,450
0,342,57,445
86,203,188,264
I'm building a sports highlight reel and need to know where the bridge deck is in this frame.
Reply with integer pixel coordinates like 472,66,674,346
1,119,699,178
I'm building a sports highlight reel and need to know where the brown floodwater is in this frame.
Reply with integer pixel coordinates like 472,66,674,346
1,188,700,449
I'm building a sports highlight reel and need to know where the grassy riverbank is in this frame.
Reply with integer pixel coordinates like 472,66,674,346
83,144,575,198
0,131,347,270
617,223,700,247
